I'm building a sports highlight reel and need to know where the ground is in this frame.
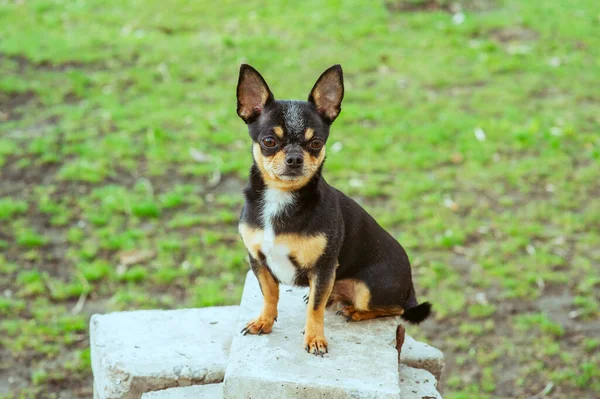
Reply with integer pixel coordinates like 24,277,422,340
0,0,599,398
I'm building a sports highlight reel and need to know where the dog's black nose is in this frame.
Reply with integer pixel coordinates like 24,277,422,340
285,154,303,168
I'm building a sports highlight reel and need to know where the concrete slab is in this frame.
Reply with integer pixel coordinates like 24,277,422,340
91,307,238,399
401,335,445,381
141,384,223,399
399,365,442,399
223,271,433,399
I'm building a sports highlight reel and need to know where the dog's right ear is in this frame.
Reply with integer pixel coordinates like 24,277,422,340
236,64,274,123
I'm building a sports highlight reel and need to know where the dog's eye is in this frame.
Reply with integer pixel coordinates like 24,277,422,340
262,137,277,148
309,139,323,150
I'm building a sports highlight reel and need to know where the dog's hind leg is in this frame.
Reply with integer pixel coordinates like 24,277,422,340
331,278,404,321
339,306,404,322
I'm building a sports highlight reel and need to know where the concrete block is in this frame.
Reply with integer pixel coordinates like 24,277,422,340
142,384,223,399
91,307,238,399
399,365,442,399
224,271,442,399
401,335,445,381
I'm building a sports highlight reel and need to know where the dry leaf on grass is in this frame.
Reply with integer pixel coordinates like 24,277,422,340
117,249,156,267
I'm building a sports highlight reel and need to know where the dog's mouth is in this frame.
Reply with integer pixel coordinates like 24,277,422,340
278,170,304,180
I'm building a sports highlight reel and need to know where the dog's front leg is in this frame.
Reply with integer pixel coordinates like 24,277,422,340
241,256,279,335
304,267,335,356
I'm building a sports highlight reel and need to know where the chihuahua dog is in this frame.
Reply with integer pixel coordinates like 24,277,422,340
236,64,431,356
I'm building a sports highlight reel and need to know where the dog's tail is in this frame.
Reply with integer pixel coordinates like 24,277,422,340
401,302,432,325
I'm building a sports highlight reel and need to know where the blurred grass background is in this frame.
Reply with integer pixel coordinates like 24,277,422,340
1,0,599,397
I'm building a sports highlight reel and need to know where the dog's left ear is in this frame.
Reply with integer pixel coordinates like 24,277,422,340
308,65,344,124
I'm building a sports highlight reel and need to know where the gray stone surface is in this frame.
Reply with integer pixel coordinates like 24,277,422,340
141,384,223,399
398,365,442,399
91,307,238,399
223,271,443,399
401,335,445,380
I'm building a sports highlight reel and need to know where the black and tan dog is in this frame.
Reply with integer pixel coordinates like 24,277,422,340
236,64,431,356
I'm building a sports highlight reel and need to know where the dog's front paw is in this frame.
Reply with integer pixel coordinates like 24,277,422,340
304,334,328,356
240,315,276,336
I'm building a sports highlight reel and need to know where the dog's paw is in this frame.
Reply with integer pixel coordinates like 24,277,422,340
240,315,276,336
304,334,328,356
337,305,359,322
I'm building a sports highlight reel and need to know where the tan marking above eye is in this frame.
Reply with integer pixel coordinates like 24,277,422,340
304,128,314,141
273,126,284,138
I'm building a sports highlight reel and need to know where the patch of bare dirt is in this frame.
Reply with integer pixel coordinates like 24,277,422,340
0,359,28,397
386,0,498,13
1,53,90,73
1,157,61,189
489,26,539,43
425,81,488,98
386,0,449,12
0,90,36,121
0,52,139,75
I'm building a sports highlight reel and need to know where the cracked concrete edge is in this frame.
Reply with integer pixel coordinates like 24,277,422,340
398,365,443,399
141,384,224,399
400,334,445,381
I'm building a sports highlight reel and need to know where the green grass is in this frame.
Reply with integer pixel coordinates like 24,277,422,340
1,0,600,397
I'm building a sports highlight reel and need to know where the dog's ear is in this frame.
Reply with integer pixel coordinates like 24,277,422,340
237,64,274,123
308,65,344,124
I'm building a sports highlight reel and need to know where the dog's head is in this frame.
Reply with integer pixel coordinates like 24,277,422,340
236,64,344,191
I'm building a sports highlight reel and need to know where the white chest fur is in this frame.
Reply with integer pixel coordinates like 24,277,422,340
261,189,296,285
247,189,297,285
240,189,328,285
